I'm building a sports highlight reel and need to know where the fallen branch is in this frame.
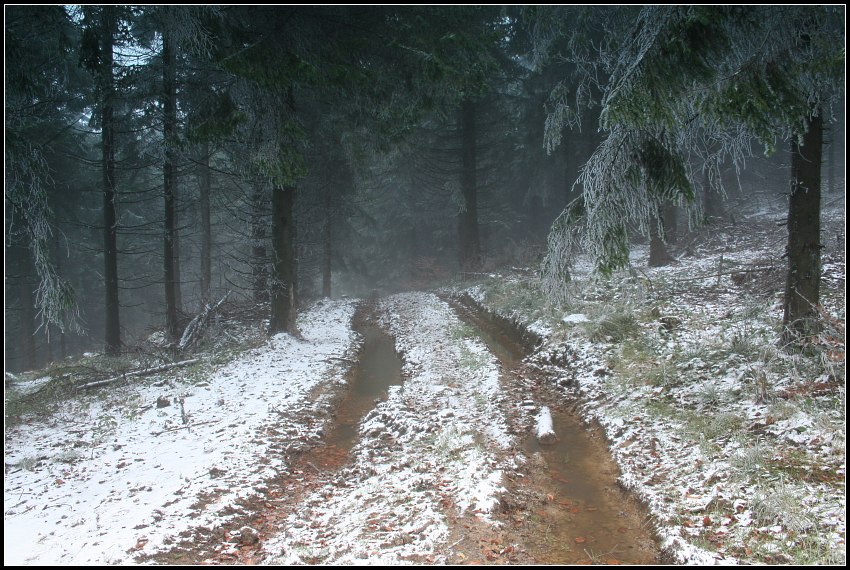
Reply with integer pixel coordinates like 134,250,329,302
178,291,232,352
151,419,218,436
325,357,357,365
668,265,777,284
77,359,201,390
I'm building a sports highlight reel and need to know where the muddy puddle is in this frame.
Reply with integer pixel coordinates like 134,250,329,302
450,295,661,565
305,320,404,472
326,324,403,452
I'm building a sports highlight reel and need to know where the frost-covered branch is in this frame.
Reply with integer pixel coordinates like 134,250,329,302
5,139,82,335
536,6,844,303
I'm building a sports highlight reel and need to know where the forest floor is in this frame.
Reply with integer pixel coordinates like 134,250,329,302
4,192,845,565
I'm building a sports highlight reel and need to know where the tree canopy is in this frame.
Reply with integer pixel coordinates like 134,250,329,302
534,6,844,298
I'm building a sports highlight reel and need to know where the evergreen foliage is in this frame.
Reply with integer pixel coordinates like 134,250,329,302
531,6,844,304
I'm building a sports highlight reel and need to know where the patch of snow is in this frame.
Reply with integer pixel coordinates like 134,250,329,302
535,406,557,444
562,313,589,324
4,299,359,565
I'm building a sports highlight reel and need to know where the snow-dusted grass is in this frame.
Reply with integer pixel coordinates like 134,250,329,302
461,195,846,565
3,299,358,565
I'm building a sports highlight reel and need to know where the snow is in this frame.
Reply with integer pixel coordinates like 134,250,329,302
460,195,846,565
535,406,557,444
262,292,513,564
4,299,358,565
562,313,589,324
3,196,844,565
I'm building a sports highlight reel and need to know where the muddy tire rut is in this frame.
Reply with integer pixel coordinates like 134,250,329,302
447,293,662,565
140,294,662,565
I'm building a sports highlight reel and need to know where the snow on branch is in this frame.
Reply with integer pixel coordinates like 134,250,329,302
178,291,232,352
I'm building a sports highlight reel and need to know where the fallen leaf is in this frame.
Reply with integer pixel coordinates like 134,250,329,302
703,516,712,527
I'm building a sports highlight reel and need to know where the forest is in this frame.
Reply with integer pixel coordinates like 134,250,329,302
4,5,846,566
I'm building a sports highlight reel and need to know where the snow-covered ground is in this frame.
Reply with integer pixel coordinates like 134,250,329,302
4,300,358,565
262,293,514,564
460,194,846,565
4,293,528,565
4,193,844,566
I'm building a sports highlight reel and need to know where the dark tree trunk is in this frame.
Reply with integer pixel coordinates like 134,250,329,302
269,86,298,335
21,274,37,371
101,5,121,355
322,181,332,299
163,25,179,342
663,203,677,245
51,232,67,360
199,142,212,304
10,243,39,371
173,205,182,314
702,166,725,222
783,115,823,338
648,214,675,267
44,326,53,365
827,124,835,194
252,179,269,303
458,99,481,272
269,184,297,334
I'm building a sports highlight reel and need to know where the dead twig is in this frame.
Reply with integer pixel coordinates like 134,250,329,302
77,359,201,390
151,419,218,436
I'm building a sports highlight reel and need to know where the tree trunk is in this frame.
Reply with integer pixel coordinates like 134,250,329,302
269,184,297,334
252,179,269,303
702,166,725,222
44,326,53,366
458,99,481,271
11,243,39,371
163,24,179,342
663,203,677,244
101,5,121,355
648,214,675,267
21,274,37,370
827,123,835,194
322,180,332,298
51,231,67,360
199,142,212,304
173,203,182,314
783,115,823,338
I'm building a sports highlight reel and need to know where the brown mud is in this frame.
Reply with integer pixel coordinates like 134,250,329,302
140,296,663,565
448,293,663,565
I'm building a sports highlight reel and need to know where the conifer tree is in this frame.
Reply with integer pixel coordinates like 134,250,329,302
531,5,844,338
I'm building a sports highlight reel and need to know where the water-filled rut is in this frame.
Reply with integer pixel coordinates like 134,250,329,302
449,295,662,565
325,324,403,454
